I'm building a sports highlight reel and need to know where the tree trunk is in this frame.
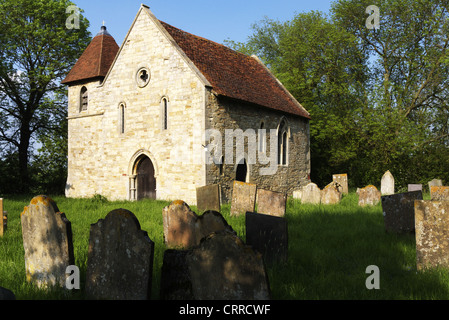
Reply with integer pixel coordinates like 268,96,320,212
18,122,31,194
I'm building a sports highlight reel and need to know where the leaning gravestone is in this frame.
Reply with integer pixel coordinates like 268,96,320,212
256,189,287,217
246,212,288,266
381,170,395,195
430,186,449,201
415,201,449,270
85,209,154,300
333,174,348,194
21,195,74,288
321,184,341,204
230,181,257,216
162,200,233,249
381,190,423,233
293,182,321,204
196,184,221,213
160,230,270,300
358,185,381,206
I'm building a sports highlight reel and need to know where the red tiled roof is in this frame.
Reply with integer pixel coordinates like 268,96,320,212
159,21,310,119
61,28,119,84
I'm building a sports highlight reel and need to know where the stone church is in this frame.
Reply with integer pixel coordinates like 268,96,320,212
62,4,311,204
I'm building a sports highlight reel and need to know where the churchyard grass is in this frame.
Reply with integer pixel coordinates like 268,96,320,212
2,191,449,299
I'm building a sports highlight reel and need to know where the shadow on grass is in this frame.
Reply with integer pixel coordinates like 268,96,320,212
267,199,449,300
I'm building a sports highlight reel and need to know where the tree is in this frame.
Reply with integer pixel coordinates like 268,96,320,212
0,0,91,193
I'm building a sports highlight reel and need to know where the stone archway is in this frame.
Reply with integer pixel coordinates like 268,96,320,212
135,155,156,200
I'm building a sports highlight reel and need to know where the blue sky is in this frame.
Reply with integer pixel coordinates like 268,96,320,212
73,0,334,46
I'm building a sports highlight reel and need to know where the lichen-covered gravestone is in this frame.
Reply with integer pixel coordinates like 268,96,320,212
430,186,449,200
85,209,154,300
293,182,321,204
381,190,422,233
321,184,341,204
162,200,233,249
381,170,395,195
333,174,348,194
256,189,286,217
358,185,381,206
415,201,449,270
230,181,257,216
21,195,74,288
160,230,270,300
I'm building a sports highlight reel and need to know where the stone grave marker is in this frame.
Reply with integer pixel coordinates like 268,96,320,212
333,174,348,194
293,182,321,204
246,212,288,266
85,209,154,300
196,184,220,213
381,190,422,233
415,201,449,270
162,200,233,249
0,287,15,300
160,230,270,300
321,183,341,204
430,186,449,201
381,170,395,195
21,195,74,288
230,181,257,216
256,189,286,217
408,184,423,192
428,179,442,192
358,185,381,206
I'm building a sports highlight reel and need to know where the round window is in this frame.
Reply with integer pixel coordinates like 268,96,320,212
136,67,150,88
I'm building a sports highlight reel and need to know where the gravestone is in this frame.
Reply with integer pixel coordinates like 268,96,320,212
246,212,288,266
230,181,257,216
430,186,449,201
256,189,286,217
293,182,321,204
333,174,348,194
415,201,449,270
160,230,270,300
381,190,423,233
381,170,395,195
21,195,74,288
196,184,220,213
321,184,341,204
0,287,15,300
162,200,233,249
428,179,442,192
408,184,423,192
85,209,154,300
358,185,381,206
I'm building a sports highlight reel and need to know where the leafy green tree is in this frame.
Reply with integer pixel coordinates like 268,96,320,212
0,0,91,193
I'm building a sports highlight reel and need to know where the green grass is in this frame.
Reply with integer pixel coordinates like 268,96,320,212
1,192,449,300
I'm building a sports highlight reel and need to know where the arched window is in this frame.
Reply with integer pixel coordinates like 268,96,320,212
278,119,288,165
80,86,88,112
119,102,126,134
161,97,169,130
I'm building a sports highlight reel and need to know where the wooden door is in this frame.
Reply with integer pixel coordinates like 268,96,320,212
136,157,156,200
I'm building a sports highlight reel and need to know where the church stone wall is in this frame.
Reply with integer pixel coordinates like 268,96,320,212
66,9,207,204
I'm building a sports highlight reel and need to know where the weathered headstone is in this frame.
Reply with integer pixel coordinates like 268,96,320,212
256,189,286,217
0,287,15,300
333,174,348,194
85,209,154,300
293,182,321,204
160,230,270,300
381,170,395,195
408,184,423,192
358,185,381,206
196,184,220,213
415,201,449,270
162,200,233,249
381,191,423,233
428,179,442,192
430,186,449,201
21,195,74,288
321,184,341,204
246,212,288,266
230,181,257,216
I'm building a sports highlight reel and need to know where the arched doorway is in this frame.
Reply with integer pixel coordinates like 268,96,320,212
135,156,156,200
235,158,248,182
